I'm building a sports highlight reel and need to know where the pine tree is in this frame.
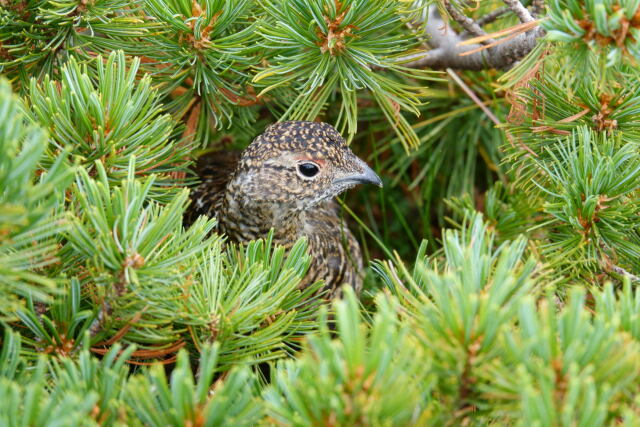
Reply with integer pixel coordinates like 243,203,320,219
3,0,640,425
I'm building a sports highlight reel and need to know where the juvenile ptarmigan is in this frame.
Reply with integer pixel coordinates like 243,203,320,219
189,121,382,295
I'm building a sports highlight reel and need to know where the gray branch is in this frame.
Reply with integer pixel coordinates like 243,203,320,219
610,264,640,283
503,0,535,23
402,6,544,71
468,6,510,31
443,0,490,40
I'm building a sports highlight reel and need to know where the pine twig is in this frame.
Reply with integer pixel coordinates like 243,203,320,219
403,21,509,147
401,6,544,70
443,0,492,43
89,302,112,337
502,0,535,23
599,243,640,283
611,265,640,283
476,6,511,27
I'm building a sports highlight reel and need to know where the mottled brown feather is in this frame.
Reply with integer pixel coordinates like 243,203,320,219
187,150,241,222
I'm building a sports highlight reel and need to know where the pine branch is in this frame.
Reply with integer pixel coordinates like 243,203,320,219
543,0,640,66
610,264,640,283
63,159,217,354
24,52,192,202
0,0,147,88
460,6,511,38
475,6,511,27
264,288,435,425
126,343,262,426
443,0,491,41
141,0,261,138
0,78,75,319
255,0,438,149
502,0,535,23
403,5,544,70
182,235,324,371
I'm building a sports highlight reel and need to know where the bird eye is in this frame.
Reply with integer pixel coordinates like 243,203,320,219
297,162,320,178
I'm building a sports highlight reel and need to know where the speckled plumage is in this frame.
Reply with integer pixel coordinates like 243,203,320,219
189,121,382,295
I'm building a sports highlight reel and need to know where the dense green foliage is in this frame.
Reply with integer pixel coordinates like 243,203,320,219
3,0,640,425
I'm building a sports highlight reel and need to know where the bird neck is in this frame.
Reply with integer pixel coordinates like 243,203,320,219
219,182,306,246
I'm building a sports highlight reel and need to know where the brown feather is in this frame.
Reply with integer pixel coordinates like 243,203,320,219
186,150,241,223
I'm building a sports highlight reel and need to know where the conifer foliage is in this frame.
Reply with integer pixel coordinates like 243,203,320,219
3,0,640,425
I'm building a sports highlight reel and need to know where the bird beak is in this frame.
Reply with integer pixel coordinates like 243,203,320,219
335,159,383,188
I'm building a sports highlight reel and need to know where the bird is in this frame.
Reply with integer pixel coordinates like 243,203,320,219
188,121,382,296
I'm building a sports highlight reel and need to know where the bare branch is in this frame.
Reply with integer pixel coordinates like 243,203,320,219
443,0,491,41
90,301,112,337
598,242,640,283
611,264,640,283
503,0,535,23
401,7,544,70
460,7,511,39
475,6,511,28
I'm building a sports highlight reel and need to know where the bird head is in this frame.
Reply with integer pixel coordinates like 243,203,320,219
229,121,382,211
